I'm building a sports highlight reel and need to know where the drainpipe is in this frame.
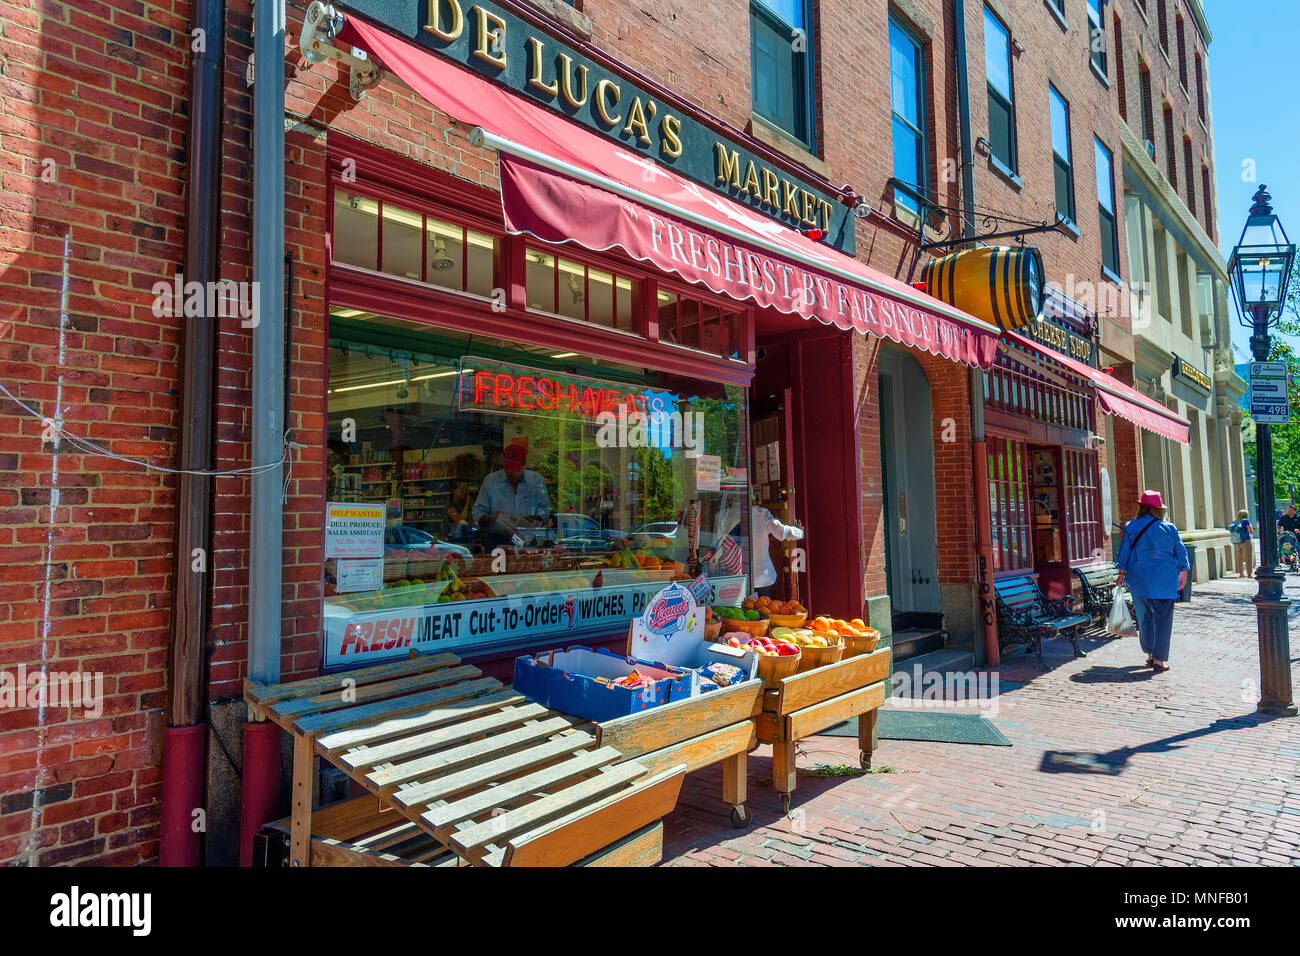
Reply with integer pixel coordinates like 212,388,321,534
954,0,999,665
160,0,225,868
239,0,287,866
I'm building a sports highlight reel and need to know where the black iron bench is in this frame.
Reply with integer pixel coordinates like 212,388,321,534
993,575,1091,666
1072,562,1134,626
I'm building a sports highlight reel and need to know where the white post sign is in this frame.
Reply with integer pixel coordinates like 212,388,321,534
1249,362,1290,425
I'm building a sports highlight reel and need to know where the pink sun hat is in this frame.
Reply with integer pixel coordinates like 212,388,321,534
1138,489,1165,508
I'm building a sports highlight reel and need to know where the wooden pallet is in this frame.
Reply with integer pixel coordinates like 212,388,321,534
754,647,891,811
244,652,684,867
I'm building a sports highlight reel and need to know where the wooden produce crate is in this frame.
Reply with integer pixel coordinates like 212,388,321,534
594,678,765,827
244,652,686,868
754,646,891,812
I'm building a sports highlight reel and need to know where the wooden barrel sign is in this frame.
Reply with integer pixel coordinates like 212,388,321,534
921,245,1044,332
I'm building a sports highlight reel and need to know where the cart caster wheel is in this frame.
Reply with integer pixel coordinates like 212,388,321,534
730,805,750,828
779,793,792,814
859,751,872,770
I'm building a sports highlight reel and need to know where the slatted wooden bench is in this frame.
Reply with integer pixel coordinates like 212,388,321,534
1072,562,1134,626
993,575,1091,666
244,651,685,868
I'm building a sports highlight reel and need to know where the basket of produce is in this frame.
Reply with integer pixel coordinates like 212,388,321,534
722,633,800,688
770,625,845,672
711,605,769,637
748,595,807,628
810,616,880,656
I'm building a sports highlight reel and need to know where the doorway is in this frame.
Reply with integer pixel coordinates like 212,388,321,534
878,348,940,623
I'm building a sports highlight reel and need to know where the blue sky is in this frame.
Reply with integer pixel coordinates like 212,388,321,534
1210,1,1300,361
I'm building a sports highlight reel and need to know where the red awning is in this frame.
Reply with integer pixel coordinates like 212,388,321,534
341,17,1000,369
1002,330,1190,444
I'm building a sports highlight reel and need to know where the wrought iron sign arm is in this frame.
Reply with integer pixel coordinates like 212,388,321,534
887,178,1070,252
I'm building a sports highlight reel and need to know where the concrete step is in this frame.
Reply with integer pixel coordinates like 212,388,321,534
889,627,944,660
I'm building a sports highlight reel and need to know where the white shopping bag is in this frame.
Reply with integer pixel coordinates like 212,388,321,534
1106,589,1137,637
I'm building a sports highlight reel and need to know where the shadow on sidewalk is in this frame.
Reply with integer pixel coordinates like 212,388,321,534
1038,711,1284,775
1068,663,1156,684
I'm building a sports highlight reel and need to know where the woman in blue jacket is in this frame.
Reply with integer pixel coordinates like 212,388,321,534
1115,490,1190,673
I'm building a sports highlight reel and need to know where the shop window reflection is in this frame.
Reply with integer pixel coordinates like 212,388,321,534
332,191,379,270
323,323,751,656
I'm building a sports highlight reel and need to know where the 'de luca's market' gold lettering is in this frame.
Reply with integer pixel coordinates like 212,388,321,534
714,144,832,232
413,0,846,245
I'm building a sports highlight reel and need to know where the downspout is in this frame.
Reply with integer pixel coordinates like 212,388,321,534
954,0,1000,665
239,0,287,866
160,0,224,868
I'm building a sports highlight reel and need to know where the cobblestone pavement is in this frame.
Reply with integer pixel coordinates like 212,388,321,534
660,573,1300,866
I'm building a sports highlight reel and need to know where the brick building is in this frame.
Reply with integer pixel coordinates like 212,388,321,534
1110,0,1249,580
0,0,1202,866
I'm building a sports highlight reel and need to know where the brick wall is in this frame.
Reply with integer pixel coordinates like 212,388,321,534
1114,0,1215,241
0,0,191,865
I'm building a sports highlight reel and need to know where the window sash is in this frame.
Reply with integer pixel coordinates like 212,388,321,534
889,18,927,209
987,87,1015,170
750,1,812,145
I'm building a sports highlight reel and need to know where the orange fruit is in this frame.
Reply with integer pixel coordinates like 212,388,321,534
850,618,867,628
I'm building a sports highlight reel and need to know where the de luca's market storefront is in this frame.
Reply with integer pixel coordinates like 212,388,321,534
314,10,1000,676
925,254,1190,609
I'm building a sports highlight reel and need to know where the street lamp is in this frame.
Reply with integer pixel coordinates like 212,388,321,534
1228,184,1297,717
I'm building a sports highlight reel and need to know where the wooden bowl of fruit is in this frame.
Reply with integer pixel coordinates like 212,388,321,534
773,626,845,672
766,604,808,628
723,633,800,687
812,616,881,656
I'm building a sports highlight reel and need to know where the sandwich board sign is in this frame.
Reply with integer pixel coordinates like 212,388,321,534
1249,362,1290,425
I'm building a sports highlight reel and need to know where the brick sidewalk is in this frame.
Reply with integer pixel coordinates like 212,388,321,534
660,574,1300,866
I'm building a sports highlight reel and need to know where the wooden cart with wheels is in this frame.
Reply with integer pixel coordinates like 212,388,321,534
244,651,686,867
754,646,891,811
594,678,765,829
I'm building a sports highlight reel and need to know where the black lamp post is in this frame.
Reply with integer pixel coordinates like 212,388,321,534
1228,184,1297,716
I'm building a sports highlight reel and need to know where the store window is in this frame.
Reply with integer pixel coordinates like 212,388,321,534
986,349,1094,431
656,289,745,361
524,247,637,331
987,436,1031,572
1049,85,1075,226
983,6,1016,175
332,190,499,297
1086,0,1106,78
323,314,752,663
750,0,815,148
888,16,927,215
1062,447,1102,561
1094,137,1119,277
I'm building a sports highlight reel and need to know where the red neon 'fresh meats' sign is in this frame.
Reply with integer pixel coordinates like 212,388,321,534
458,362,648,420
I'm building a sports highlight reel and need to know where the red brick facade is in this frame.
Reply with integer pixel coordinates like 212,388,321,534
0,0,1171,865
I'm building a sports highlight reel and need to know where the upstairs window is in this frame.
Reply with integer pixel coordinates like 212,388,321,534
1184,139,1197,218
1176,14,1188,89
983,6,1017,173
1139,66,1155,146
751,0,815,148
1156,0,1169,53
1049,85,1075,225
888,17,927,214
1194,53,1206,122
1086,0,1107,78
1095,137,1119,277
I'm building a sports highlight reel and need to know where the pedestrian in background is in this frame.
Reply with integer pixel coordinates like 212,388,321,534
1115,490,1190,674
1230,508,1254,577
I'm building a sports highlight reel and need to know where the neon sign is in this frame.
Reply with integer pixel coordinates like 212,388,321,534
457,360,649,420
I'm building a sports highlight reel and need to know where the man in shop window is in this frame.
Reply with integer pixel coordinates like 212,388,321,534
472,442,551,549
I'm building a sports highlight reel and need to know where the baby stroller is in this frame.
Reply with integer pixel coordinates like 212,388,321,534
1279,531,1300,573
